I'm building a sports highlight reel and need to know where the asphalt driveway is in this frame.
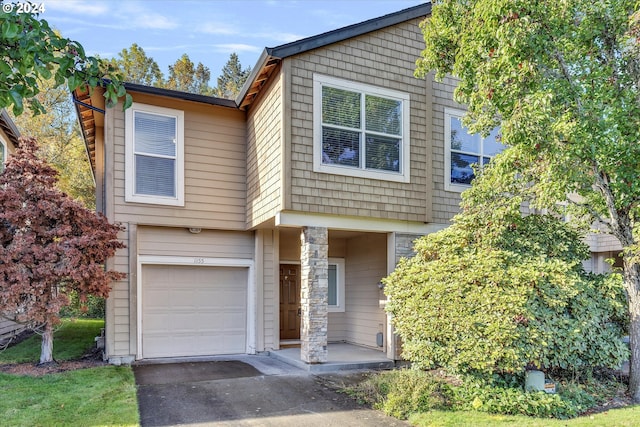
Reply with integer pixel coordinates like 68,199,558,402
133,355,408,426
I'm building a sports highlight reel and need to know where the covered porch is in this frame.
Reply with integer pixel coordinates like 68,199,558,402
270,342,394,372
277,227,395,364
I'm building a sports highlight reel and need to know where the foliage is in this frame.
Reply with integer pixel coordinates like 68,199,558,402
10,77,95,208
351,368,625,421
0,138,125,363
414,0,640,400
214,53,251,99
166,53,212,94
0,366,139,426
385,161,628,374
0,5,131,115
0,319,103,364
59,293,105,319
109,43,164,86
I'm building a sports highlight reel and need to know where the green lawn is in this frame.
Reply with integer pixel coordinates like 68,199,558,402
410,406,640,426
0,318,140,426
0,318,104,364
0,366,139,427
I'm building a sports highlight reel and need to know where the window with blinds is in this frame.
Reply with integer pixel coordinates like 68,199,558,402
445,108,504,192
125,103,184,206
313,75,410,183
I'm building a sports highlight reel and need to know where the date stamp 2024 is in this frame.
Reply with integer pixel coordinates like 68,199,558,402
2,2,46,14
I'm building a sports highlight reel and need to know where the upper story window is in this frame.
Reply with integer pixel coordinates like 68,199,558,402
313,75,410,183
445,108,504,192
125,103,184,206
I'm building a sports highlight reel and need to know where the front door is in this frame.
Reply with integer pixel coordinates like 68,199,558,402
279,264,300,340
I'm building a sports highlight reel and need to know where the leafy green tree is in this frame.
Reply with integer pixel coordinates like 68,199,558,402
385,163,628,376
415,0,640,401
166,53,211,94
214,53,251,99
0,6,130,114
10,77,95,208
110,43,164,86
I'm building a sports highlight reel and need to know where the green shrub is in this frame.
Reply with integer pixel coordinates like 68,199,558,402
59,291,105,318
352,370,452,419
351,369,620,420
384,213,628,374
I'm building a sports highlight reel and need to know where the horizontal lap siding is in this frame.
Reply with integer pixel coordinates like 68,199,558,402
288,18,430,222
111,93,247,229
247,72,283,228
344,233,387,350
137,226,254,259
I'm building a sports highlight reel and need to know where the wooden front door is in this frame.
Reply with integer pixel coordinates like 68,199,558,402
279,264,300,340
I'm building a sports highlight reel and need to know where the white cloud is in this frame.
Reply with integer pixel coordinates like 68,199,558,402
195,22,238,35
137,13,178,30
214,44,262,53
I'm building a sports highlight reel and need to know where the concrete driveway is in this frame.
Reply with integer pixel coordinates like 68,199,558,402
133,355,408,426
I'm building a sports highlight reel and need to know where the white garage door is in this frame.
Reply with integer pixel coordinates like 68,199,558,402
141,265,248,358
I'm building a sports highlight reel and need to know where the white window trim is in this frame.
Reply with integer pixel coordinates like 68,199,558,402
328,257,346,313
125,103,185,206
313,74,410,183
444,108,500,193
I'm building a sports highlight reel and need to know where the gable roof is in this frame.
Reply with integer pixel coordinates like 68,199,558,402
236,2,431,108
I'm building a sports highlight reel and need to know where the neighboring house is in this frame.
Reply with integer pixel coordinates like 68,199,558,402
73,3,621,365
0,109,24,346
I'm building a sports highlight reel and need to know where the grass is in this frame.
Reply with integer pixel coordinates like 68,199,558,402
0,366,139,427
0,318,104,364
0,318,140,426
410,406,640,426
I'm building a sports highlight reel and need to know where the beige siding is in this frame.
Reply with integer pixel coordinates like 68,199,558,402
287,18,432,223
105,225,254,360
246,70,285,229
343,233,387,350
108,93,247,229
105,225,131,359
431,76,468,223
257,229,278,350
137,226,254,258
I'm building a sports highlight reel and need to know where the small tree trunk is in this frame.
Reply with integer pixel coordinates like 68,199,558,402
39,322,54,365
623,260,640,403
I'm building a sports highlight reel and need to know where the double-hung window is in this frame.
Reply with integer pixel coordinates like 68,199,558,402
313,75,410,183
445,108,504,192
328,258,345,312
125,103,184,206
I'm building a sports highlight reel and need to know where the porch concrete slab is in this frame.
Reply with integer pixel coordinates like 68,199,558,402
270,343,394,372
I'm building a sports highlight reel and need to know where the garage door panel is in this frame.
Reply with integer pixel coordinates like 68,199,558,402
141,265,248,358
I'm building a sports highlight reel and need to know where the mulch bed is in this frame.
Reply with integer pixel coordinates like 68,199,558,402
0,339,107,377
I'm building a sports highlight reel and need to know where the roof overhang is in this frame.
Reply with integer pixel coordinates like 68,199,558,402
0,109,21,147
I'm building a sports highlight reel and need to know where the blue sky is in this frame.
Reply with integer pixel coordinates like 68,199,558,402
42,0,426,82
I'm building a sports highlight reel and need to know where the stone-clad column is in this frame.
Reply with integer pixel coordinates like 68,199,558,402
300,226,328,363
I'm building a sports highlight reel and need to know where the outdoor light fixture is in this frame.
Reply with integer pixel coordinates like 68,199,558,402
188,227,202,234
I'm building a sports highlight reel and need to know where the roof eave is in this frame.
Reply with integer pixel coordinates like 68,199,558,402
0,109,21,146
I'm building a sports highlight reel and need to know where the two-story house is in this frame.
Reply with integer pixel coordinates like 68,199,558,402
73,3,621,366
